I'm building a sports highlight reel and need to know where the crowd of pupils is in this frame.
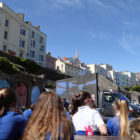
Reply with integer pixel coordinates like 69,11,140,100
0,87,139,140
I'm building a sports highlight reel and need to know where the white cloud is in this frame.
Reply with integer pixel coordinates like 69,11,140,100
119,33,140,55
89,31,110,40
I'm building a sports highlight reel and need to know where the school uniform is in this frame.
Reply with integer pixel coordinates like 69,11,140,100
46,111,74,140
23,109,33,126
0,110,25,140
107,114,134,136
72,105,105,135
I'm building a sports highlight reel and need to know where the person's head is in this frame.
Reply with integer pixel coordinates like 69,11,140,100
114,98,129,136
70,91,92,115
114,98,128,111
29,104,35,111
23,90,72,140
0,88,16,117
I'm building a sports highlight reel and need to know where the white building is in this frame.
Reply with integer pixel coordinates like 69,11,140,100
56,58,78,77
56,57,90,77
0,3,29,58
122,71,136,87
26,22,46,67
88,64,106,76
0,2,47,67
88,63,136,87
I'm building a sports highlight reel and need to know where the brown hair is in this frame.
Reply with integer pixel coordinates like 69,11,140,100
23,90,72,140
0,88,16,117
115,99,129,136
29,104,35,111
70,91,91,115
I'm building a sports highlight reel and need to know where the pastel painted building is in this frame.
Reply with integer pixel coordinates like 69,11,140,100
88,63,136,87
46,52,57,70
55,57,90,77
26,22,46,67
0,3,29,58
88,64,106,76
122,71,136,87
56,58,78,76
0,2,47,67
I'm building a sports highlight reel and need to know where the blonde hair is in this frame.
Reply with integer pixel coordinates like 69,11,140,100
115,99,129,136
23,91,72,140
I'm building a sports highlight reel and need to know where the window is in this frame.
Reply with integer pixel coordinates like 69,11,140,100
19,52,23,58
19,40,25,48
39,55,43,62
31,31,35,38
20,28,26,36
40,37,43,43
30,51,35,58
4,31,8,40
104,94,113,103
30,40,36,47
39,45,44,51
3,45,7,51
5,19,9,27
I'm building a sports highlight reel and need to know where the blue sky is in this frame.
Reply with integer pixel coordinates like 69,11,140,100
1,0,140,72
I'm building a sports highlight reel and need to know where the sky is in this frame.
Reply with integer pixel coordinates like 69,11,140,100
1,0,140,73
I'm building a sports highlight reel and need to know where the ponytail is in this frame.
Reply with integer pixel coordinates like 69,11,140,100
70,91,91,115
119,100,129,136
69,94,81,115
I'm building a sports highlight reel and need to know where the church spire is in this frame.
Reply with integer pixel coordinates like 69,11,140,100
75,48,79,60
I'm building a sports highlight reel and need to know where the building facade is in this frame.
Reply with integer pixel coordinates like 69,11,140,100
122,71,136,87
0,3,29,58
55,57,90,77
26,22,46,67
46,52,56,70
0,2,46,67
88,63,136,87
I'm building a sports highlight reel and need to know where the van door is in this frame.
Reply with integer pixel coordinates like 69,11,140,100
102,93,114,116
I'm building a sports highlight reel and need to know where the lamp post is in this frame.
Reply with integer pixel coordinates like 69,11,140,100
96,70,99,108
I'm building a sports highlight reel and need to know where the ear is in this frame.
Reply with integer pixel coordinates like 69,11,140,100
113,105,116,110
84,99,89,104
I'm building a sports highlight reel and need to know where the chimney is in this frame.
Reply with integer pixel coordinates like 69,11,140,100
57,57,61,60
48,52,51,56
34,25,40,30
17,13,24,21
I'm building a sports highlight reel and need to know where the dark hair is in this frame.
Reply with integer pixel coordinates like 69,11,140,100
70,91,91,115
23,90,72,140
0,88,16,117
29,104,35,111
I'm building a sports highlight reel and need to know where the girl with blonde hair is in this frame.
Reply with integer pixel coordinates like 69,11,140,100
23,90,73,140
107,98,134,136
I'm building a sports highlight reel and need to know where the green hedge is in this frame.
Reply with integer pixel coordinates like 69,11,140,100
0,57,20,74
15,57,41,73
45,83,56,89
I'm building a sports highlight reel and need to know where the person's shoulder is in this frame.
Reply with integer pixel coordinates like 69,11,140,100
90,108,100,114
107,116,119,125
23,109,32,115
3,111,24,124
10,111,24,123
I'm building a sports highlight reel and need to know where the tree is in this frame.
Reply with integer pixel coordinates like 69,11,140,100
130,85,140,92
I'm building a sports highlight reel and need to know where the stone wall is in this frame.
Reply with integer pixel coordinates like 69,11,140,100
0,71,46,106
98,75,118,92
